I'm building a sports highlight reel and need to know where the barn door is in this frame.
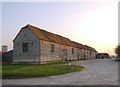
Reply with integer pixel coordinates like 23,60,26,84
62,49,67,61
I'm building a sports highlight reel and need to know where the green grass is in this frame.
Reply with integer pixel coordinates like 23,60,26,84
2,62,84,79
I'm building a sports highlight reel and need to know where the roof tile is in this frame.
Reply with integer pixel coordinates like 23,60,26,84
22,24,97,52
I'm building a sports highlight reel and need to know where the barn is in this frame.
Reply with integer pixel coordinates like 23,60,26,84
13,24,97,64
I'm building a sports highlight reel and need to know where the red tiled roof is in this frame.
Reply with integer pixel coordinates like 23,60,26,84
70,41,84,49
84,45,97,52
26,24,71,46
18,24,97,52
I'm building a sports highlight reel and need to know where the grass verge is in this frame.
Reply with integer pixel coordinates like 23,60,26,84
2,62,84,79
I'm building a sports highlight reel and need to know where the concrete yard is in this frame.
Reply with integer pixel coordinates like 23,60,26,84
2,59,118,85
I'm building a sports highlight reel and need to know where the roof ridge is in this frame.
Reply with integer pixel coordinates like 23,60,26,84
22,24,97,52
26,24,70,40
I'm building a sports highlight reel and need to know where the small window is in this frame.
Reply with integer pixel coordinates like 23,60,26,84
51,44,54,52
22,43,28,52
90,51,91,55
72,48,74,54
31,42,33,46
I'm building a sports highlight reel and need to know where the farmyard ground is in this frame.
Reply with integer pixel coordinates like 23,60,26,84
2,59,118,85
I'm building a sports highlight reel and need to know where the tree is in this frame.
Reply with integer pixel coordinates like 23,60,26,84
115,45,120,58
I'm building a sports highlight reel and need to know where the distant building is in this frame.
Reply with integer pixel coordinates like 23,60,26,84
96,53,110,59
0,50,13,64
2,45,8,53
13,24,98,64
2,50,13,64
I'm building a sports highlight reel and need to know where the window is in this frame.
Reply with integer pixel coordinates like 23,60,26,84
51,44,54,52
31,42,33,46
22,43,28,52
90,51,91,55
72,48,74,54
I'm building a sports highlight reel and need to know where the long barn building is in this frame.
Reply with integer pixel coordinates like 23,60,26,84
13,24,97,64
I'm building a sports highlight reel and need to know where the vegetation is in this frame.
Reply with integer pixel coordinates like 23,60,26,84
2,61,84,79
115,45,120,61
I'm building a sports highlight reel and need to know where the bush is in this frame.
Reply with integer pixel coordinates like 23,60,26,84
115,58,120,62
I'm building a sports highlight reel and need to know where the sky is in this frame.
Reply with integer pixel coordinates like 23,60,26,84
1,0,118,55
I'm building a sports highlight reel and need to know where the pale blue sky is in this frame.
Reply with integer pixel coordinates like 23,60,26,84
2,1,118,55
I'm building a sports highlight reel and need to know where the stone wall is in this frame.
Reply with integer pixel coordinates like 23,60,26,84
40,40,62,63
40,40,97,63
13,28,40,64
